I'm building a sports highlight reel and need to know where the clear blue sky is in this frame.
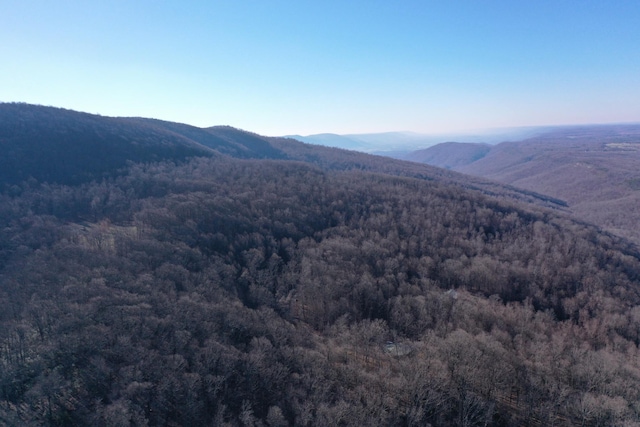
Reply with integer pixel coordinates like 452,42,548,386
2,0,639,136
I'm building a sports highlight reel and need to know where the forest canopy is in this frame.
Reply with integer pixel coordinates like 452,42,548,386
2,104,640,426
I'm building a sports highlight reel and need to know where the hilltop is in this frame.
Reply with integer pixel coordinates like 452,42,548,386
0,103,285,187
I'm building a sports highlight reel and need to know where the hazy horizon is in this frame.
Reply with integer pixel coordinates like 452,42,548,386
2,1,639,136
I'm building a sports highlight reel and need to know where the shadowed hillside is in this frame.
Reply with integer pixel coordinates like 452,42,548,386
206,125,286,159
0,104,286,188
0,103,217,186
126,117,286,160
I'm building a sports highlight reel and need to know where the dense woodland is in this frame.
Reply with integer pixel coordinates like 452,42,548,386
2,104,640,426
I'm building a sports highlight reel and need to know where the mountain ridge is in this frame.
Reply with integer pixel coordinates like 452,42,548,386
288,126,555,155
0,103,569,213
0,103,288,187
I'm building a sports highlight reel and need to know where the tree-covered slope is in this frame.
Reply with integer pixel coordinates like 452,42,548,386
0,103,220,187
127,118,286,160
2,154,640,426
2,105,640,426
0,104,284,188
407,124,640,246
0,103,566,212
404,141,491,169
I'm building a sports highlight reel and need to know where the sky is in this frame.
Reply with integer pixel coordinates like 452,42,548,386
1,0,639,136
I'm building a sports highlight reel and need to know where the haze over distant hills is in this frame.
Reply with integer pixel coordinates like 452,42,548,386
407,124,640,245
286,126,548,156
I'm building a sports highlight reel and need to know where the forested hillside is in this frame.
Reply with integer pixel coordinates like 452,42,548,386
407,124,640,246
2,105,640,426
0,104,285,187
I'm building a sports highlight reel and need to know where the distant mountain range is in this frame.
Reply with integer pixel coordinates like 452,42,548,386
406,123,640,245
286,126,549,155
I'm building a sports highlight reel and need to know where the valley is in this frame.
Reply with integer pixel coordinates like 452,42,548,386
407,124,640,246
